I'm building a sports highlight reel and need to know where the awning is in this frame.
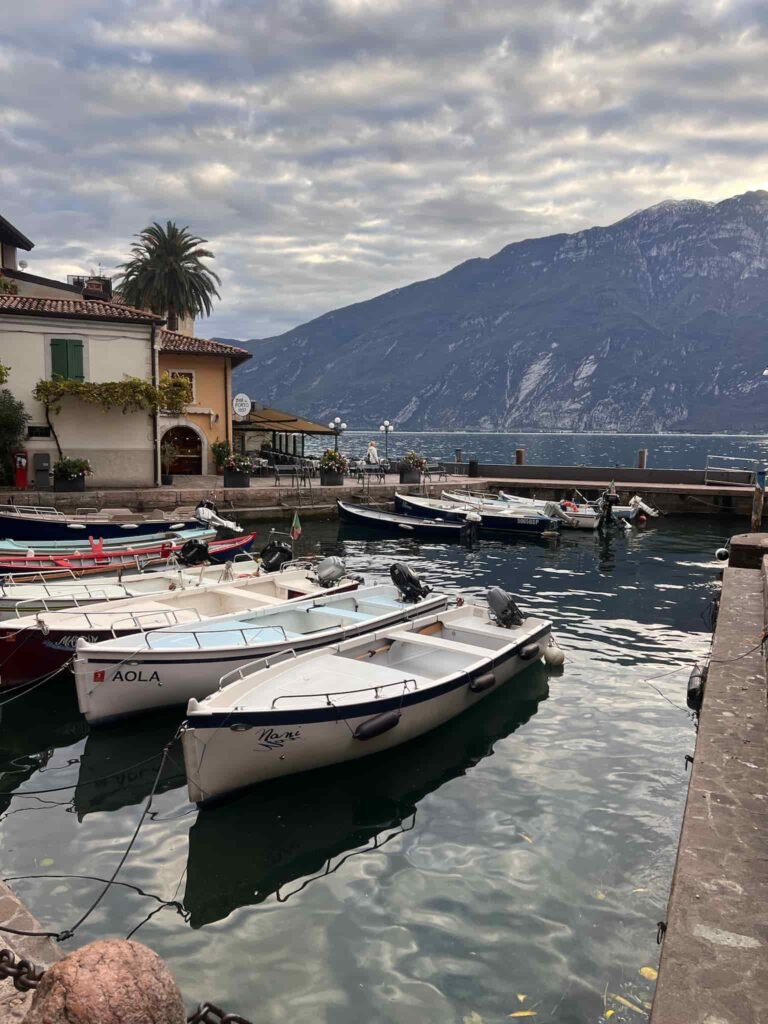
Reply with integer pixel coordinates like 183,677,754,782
233,403,334,435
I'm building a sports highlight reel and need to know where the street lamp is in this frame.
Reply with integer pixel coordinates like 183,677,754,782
328,415,347,452
379,419,394,460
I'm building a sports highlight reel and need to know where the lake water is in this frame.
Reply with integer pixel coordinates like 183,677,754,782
0,432,740,1023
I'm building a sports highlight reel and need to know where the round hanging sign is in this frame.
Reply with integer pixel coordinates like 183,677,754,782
232,393,251,417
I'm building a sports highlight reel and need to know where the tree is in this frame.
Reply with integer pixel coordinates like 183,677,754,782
115,221,221,332
0,389,29,484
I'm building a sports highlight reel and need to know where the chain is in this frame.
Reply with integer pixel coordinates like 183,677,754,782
0,949,253,1023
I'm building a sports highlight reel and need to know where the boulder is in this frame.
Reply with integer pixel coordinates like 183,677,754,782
23,939,185,1024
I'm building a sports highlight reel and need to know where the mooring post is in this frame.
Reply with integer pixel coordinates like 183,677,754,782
637,448,648,469
750,467,766,532
515,448,525,465
455,448,463,464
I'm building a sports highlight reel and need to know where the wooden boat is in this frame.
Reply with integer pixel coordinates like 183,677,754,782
337,499,473,539
0,503,203,542
0,555,263,616
181,593,554,804
0,559,356,692
496,490,642,522
74,567,447,725
394,492,559,536
0,530,255,578
441,490,600,530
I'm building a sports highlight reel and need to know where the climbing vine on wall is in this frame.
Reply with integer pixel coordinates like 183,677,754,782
0,364,9,386
32,373,192,459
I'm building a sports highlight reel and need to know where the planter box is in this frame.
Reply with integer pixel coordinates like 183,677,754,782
161,474,174,486
224,470,250,488
399,469,421,484
320,470,344,487
54,476,86,493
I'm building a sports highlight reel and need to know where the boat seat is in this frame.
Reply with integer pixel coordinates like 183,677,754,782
310,607,371,621
357,596,404,609
392,630,493,658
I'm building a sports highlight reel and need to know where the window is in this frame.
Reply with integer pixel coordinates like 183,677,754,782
27,425,52,438
169,369,195,402
50,338,84,380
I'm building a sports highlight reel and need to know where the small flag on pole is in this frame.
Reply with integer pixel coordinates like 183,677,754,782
290,510,302,541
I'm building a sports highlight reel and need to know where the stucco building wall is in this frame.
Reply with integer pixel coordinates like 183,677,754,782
158,351,232,472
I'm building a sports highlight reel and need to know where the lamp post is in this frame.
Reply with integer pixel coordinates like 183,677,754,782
328,415,347,452
379,419,394,460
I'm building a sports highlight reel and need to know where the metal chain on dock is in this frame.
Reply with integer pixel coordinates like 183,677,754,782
0,948,253,1023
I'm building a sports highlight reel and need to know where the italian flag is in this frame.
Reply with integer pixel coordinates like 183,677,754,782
290,510,302,541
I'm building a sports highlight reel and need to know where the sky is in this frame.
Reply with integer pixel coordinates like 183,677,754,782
1,0,767,341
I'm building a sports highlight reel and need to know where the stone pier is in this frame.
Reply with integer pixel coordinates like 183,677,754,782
0,881,60,1023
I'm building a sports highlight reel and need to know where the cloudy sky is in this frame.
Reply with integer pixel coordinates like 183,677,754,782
1,0,766,339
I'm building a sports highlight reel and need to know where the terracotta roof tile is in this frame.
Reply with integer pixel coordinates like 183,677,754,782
159,329,251,366
0,295,163,324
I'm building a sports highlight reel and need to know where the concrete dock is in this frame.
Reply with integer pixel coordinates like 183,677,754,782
650,551,768,1024
0,881,60,1022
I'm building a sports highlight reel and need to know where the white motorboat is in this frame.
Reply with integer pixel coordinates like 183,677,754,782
1,558,358,692
441,489,599,530
182,589,556,804
74,565,448,725
497,490,655,522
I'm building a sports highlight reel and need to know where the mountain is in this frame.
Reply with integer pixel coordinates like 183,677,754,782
229,190,768,431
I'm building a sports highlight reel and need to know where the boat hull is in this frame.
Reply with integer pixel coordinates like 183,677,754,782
394,493,557,535
182,621,551,803
337,500,468,538
0,513,197,542
74,593,448,724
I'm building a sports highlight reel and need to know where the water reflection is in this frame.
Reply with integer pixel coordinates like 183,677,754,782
184,665,549,928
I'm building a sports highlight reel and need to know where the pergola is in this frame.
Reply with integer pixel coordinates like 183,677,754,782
232,402,334,457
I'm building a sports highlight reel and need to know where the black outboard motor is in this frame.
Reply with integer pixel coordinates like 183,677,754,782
597,489,620,526
487,587,525,628
178,538,210,566
390,562,430,603
314,556,347,588
196,499,219,514
260,540,294,573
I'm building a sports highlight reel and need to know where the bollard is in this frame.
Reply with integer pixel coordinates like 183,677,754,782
455,449,463,464
23,939,186,1024
637,448,648,469
515,448,525,465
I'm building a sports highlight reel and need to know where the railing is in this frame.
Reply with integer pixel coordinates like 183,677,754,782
14,586,132,615
270,676,418,708
0,504,63,519
0,567,79,587
217,650,298,691
704,455,760,487
143,623,289,650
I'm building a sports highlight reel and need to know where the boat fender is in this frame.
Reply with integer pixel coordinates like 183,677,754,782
487,587,525,627
519,643,541,661
390,562,430,602
543,636,566,667
715,547,729,562
687,663,707,711
354,709,401,740
469,672,496,693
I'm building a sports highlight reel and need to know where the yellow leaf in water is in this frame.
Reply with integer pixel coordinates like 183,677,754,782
610,994,646,1015
40,858,55,868
595,891,607,901
508,1013,536,1019
639,966,658,981
632,887,648,894
605,1012,615,1019
516,994,527,1003
519,833,533,844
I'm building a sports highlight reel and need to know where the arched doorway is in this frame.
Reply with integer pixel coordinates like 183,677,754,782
161,426,202,475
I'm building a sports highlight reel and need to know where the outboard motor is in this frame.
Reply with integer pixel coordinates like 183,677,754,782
260,540,294,573
195,499,242,537
390,562,430,603
487,586,525,628
314,556,347,588
178,538,210,566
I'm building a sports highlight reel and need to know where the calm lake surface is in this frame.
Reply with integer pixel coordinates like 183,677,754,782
0,432,745,1024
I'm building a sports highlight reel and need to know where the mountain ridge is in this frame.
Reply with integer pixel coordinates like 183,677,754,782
226,189,768,431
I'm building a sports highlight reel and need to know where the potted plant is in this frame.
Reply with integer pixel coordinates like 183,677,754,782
53,456,93,492
223,452,253,488
160,440,178,486
399,450,426,484
211,440,231,476
319,448,348,486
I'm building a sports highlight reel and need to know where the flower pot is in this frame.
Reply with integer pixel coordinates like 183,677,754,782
320,470,344,487
161,474,174,486
54,476,86,492
399,469,421,484
224,470,250,488
215,466,224,476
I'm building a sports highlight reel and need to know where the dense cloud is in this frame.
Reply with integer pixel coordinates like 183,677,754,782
1,0,767,338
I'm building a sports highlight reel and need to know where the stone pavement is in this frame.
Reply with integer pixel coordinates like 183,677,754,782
0,881,61,1022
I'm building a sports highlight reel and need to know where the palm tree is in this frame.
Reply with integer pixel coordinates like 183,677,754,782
115,221,221,332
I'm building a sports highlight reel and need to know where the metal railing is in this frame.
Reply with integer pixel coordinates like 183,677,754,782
270,675,418,707
143,623,289,650
217,650,298,691
704,455,760,487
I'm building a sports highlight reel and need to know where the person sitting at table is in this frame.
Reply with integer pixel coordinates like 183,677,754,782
366,440,380,465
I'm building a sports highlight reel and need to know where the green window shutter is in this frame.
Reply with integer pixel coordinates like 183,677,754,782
68,340,84,381
50,338,68,378
50,338,85,380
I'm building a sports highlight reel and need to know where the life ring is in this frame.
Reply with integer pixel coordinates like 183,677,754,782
561,500,578,511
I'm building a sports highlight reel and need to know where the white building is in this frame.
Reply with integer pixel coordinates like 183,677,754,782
0,295,163,486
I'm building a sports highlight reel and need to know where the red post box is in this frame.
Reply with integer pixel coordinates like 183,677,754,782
13,450,28,490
